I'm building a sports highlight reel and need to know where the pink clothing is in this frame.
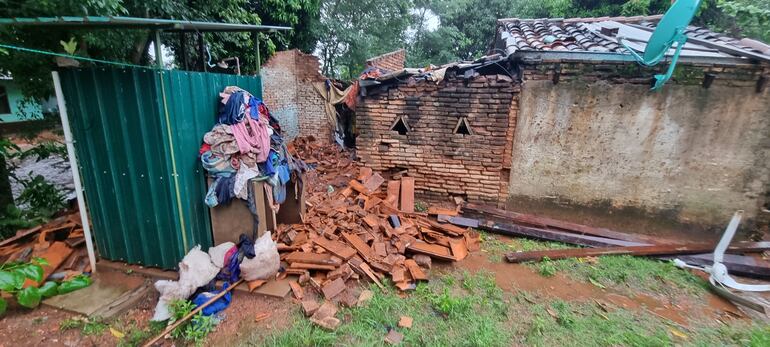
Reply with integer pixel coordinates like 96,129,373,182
231,115,270,163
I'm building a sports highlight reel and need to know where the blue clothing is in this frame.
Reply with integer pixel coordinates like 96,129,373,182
193,282,233,316
217,92,246,125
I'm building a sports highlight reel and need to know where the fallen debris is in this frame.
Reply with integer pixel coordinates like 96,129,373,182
398,315,413,328
385,329,404,344
505,243,770,263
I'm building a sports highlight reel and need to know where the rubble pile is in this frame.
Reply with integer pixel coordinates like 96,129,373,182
273,137,480,321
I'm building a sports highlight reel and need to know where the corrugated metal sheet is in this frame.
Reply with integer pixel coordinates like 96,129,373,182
59,67,262,269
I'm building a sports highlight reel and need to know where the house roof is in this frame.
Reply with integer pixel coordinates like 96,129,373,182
495,15,770,64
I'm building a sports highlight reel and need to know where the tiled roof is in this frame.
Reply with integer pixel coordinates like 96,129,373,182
495,15,770,63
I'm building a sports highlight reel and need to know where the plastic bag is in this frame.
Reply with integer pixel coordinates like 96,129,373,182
239,232,280,281
208,242,235,268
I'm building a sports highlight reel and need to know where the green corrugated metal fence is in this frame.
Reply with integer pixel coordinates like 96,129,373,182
59,67,262,269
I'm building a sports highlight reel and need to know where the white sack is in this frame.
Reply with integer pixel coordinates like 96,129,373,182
239,232,280,281
151,245,221,321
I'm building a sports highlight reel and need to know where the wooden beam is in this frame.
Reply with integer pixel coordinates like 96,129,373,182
505,242,770,263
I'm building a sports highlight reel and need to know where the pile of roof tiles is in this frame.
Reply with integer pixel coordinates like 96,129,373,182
274,136,480,324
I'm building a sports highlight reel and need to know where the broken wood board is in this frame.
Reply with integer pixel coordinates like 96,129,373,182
504,242,770,263
342,233,374,260
463,203,669,245
363,173,385,194
25,242,73,287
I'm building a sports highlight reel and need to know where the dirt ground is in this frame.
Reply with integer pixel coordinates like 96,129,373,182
0,232,761,347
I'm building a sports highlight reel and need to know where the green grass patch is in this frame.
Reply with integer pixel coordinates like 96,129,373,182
523,299,770,347
479,231,571,262
543,255,709,297
254,271,513,347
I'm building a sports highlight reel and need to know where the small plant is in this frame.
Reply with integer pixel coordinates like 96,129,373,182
60,317,84,331
538,256,557,277
82,317,108,336
17,174,66,218
168,299,216,346
414,201,428,212
60,37,78,55
0,257,49,314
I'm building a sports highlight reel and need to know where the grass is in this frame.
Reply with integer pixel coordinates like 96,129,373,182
59,316,108,336
252,271,513,347
479,231,709,297
521,298,770,347
244,265,770,347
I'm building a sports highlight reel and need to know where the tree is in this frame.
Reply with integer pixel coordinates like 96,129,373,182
316,0,415,79
718,0,770,42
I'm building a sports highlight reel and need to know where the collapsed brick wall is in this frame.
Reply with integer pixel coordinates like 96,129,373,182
261,49,331,143
356,74,519,204
366,49,406,72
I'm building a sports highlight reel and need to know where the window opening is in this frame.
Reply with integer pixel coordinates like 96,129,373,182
390,116,410,135
453,117,473,135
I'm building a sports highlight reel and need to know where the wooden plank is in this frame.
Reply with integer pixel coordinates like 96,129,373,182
314,237,357,260
26,242,73,287
386,180,400,207
400,177,415,213
348,258,384,290
428,207,458,216
477,218,646,248
407,241,455,261
342,232,375,261
504,242,770,263
284,252,342,267
464,203,665,245
438,215,478,228
672,254,770,279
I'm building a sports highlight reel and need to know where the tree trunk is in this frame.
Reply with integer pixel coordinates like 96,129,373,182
0,154,14,209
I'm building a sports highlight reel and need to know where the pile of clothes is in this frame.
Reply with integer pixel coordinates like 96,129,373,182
200,86,305,229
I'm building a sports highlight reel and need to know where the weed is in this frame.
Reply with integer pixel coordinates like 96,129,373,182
168,299,216,346
59,317,83,331
82,317,108,336
538,256,557,277
414,201,428,212
256,271,512,347
17,174,66,218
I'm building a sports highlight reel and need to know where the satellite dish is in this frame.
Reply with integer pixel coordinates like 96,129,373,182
619,0,702,90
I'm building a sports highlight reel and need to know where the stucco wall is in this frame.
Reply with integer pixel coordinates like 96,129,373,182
0,80,43,123
510,79,770,225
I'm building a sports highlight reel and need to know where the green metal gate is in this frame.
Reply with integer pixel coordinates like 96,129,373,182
59,67,262,269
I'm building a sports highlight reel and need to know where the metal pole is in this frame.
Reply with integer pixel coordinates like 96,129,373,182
51,71,98,274
254,31,261,75
153,30,164,69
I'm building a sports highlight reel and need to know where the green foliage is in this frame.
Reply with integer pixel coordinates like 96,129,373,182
59,317,84,331
260,270,512,347
57,275,93,295
316,0,414,78
0,258,46,312
17,174,66,218
82,318,108,336
718,0,770,42
538,256,558,277
168,299,216,346
60,37,78,55
17,141,68,162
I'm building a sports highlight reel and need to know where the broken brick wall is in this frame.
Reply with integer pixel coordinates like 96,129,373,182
356,74,519,204
366,49,406,72
261,49,331,143
511,60,770,229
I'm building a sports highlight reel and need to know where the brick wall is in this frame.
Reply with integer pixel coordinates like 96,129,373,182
356,74,519,204
261,49,332,143
366,49,406,72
